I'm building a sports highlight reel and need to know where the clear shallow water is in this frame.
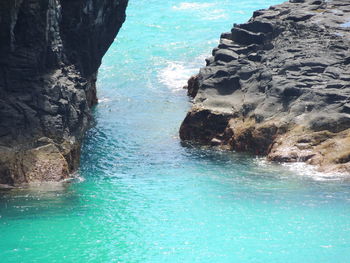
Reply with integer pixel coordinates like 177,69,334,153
1,0,350,262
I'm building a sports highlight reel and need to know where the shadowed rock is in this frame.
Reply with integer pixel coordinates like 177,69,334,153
0,0,128,185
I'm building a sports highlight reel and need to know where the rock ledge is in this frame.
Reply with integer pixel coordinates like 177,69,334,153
180,0,350,174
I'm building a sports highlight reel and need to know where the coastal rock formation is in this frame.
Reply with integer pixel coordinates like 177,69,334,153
180,0,350,173
0,0,128,185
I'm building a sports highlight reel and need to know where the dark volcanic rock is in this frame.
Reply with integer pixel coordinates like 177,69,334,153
180,0,350,174
0,0,128,185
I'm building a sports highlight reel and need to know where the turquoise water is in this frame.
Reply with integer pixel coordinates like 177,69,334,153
2,0,350,262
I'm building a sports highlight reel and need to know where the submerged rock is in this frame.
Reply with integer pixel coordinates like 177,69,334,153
0,0,128,185
180,0,350,174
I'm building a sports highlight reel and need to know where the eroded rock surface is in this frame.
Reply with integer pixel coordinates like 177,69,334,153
180,0,350,173
0,0,128,185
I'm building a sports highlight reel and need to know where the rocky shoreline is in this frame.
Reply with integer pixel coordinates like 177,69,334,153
180,0,350,174
0,0,128,185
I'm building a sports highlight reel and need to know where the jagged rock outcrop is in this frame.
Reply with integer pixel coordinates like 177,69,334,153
180,0,350,174
0,0,128,185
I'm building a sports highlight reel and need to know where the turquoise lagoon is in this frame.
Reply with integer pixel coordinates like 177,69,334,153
1,0,350,262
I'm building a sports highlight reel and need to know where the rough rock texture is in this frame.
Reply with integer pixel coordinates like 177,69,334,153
180,0,350,174
0,0,128,185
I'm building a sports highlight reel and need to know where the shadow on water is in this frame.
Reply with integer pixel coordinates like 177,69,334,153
0,182,82,220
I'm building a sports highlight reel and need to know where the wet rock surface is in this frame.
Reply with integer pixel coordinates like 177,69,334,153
180,0,350,174
0,0,128,185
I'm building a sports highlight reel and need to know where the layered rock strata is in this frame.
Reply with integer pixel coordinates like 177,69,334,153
180,0,350,173
0,0,128,185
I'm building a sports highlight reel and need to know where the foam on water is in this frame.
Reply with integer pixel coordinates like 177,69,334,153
257,158,349,182
203,9,228,20
98,97,112,103
282,162,349,182
172,2,214,10
157,55,206,91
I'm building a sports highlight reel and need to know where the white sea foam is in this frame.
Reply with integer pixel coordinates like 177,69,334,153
172,2,228,21
281,162,347,182
158,55,206,92
146,24,162,29
98,97,112,103
172,2,214,10
158,62,196,91
257,158,348,181
204,9,227,21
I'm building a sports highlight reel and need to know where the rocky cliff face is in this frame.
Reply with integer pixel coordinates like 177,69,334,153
180,0,350,174
0,0,128,185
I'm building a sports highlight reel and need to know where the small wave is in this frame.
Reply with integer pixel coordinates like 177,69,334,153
158,56,206,91
158,62,194,91
256,158,348,181
99,97,112,103
71,173,86,183
282,162,347,182
204,13,227,21
172,2,214,10
146,24,162,29
172,3,228,21
203,9,227,21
